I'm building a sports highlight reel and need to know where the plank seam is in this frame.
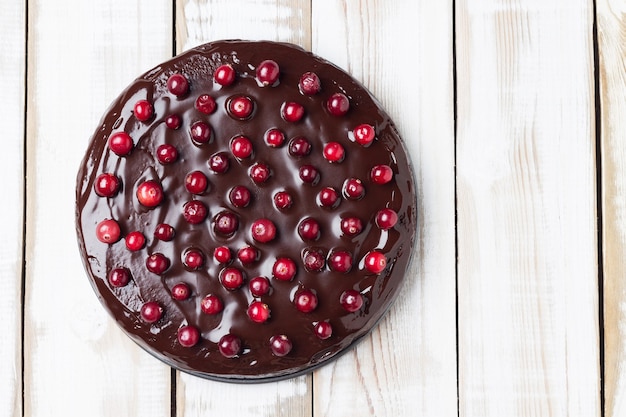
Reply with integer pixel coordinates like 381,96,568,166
452,0,460,415
21,0,29,415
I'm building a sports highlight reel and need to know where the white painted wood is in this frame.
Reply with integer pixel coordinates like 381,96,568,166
456,1,599,416
598,1,626,416
312,1,458,417
0,0,25,415
24,1,173,416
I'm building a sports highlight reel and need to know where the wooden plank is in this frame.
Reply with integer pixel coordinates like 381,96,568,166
174,1,313,416
0,0,25,415
455,0,599,415
597,0,626,415
24,1,173,415
312,1,458,417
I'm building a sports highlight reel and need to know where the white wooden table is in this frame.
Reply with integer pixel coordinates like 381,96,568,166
2,0,624,416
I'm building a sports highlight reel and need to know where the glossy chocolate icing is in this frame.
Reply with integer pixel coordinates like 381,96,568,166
76,40,417,382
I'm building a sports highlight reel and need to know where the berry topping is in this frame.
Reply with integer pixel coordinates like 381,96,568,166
249,162,271,184
182,200,208,224
249,276,271,297
214,64,236,86
220,267,244,290
227,95,254,119
251,218,277,243
247,301,270,323
133,100,154,122
183,248,205,270
314,321,333,340
298,218,320,241
229,185,251,208
145,253,170,275
340,290,364,312
340,217,363,236
96,219,121,244
281,101,305,122
154,223,175,241
108,132,133,156
370,164,394,184
165,114,182,130
317,187,340,208
171,283,191,300
328,250,353,273
136,180,164,208
270,335,293,356
140,301,163,323
273,191,293,210
200,294,224,315
376,208,398,230
256,60,280,86
302,248,325,272
264,128,285,147
125,231,146,251
185,171,209,195
209,152,230,174
299,72,321,95
195,94,216,114
214,211,239,236
156,144,178,164
178,325,200,347
294,289,318,313
299,165,320,185
237,246,258,264
218,334,242,358
214,246,232,264
353,124,376,146
364,250,387,274
230,135,253,159
272,257,296,281
94,173,120,197
190,121,212,144
108,268,130,287
167,73,189,96
288,136,312,157
327,92,350,116
343,178,365,200
323,142,345,163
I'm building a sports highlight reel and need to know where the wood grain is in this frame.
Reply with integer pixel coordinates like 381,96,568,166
456,0,600,416
0,0,25,415
312,1,457,417
597,0,626,416
24,2,173,416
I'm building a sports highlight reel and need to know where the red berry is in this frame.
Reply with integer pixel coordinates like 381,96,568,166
190,121,212,144
183,248,204,270
227,95,254,119
299,72,321,95
327,93,350,116
340,290,364,312
269,335,292,356
281,101,305,122
317,187,340,208
340,217,363,236
165,114,182,129
200,294,224,315
371,165,393,184
376,208,398,230
195,94,216,114
125,231,146,251
343,178,365,200
302,248,325,272
256,59,280,86
299,165,320,185
96,219,121,244
364,250,387,274
229,185,251,208
209,152,230,174
167,73,189,96
314,321,333,339
108,132,133,156
323,142,345,163
272,258,296,281
178,325,200,347
136,180,164,207
247,301,270,323
251,218,277,243
218,334,241,358
328,250,353,273
145,253,170,275
214,246,232,264
249,163,271,184
298,218,320,241
230,135,253,159
154,223,175,241
273,191,293,210
288,136,312,157
264,128,285,147
171,283,191,300
134,99,154,122
94,173,120,197
237,246,258,264
214,64,236,86
294,288,318,313
214,211,239,236
108,268,130,287
353,124,376,146
140,301,163,323
185,170,209,194
249,276,270,296
182,200,208,224
220,267,244,290
156,144,178,164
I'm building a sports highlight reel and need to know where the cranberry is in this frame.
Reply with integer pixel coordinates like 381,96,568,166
185,170,209,194
298,218,320,241
214,211,239,236
171,282,191,300
183,248,204,270
299,71,321,95
214,64,236,86
218,334,241,358
294,289,318,313
314,321,333,340
108,268,130,287
229,185,251,208
125,231,146,251
145,253,170,275
247,301,270,323
154,223,175,241
341,217,363,236
190,121,212,144
376,208,398,230
214,246,232,264
156,144,178,164
340,290,364,312
183,200,208,224
270,335,292,356
96,219,121,244
134,99,154,122
136,180,163,207
328,250,353,273
167,73,189,96
353,124,376,146
265,128,285,147
302,248,325,272
108,132,133,156
230,135,253,159
178,325,200,347
249,276,270,296
237,246,258,264
249,163,271,184
343,178,365,200
364,250,387,274
317,187,340,208
273,191,293,210
209,152,230,174
281,101,305,122
200,294,224,315
371,164,393,184
251,218,277,243
220,267,244,290
272,258,296,281
195,94,216,114
288,136,312,157
327,92,350,116
140,301,163,323
299,165,320,185
323,142,345,163
256,59,280,86
227,95,254,119
165,114,182,129
94,173,120,197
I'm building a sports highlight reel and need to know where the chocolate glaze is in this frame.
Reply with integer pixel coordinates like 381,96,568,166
76,40,417,382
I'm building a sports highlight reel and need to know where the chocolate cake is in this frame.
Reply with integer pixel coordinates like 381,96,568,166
76,40,417,382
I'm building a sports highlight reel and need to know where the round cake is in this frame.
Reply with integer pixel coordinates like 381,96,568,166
76,40,417,382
